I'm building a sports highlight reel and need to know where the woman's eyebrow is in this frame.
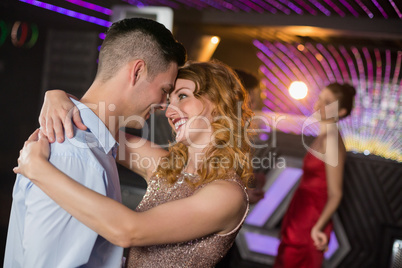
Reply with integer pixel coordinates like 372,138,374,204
170,87,187,95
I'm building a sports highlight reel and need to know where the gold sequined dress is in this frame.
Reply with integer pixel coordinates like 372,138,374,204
126,172,249,268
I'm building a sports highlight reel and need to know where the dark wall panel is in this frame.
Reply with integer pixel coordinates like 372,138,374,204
338,154,401,268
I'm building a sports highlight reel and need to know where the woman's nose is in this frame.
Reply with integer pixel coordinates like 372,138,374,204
165,104,177,118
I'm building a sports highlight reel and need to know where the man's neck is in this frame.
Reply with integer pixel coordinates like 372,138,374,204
80,85,120,140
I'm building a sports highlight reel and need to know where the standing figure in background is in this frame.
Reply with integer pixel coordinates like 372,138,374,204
274,83,356,268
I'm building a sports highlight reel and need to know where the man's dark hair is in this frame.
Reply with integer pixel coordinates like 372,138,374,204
97,18,186,81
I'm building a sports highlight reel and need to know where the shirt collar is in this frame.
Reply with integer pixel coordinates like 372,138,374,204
71,98,118,155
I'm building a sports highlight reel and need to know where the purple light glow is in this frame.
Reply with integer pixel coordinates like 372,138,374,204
262,42,312,115
64,0,111,15
293,0,317,15
288,44,323,87
374,49,382,94
392,51,402,85
338,0,360,17
262,87,289,111
328,45,350,84
274,43,308,84
19,0,112,27
339,46,359,89
245,232,280,255
302,44,330,85
213,0,239,11
278,0,303,14
389,0,402,18
362,47,374,93
260,60,310,116
323,0,345,17
238,0,265,13
384,50,391,87
260,71,293,113
121,0,179,9
259,133,269,141
201,0,237,11
351,47,365,105
308,0,331,16
246,167,303,226
306,43,334,82
316,43,342,83
325,231,339,258
258,52,292,91
371,0,388,18
261,0,291,14
355,0,374,18
230,0,253,12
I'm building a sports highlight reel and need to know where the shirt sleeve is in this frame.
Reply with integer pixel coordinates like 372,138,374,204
22,155,107,268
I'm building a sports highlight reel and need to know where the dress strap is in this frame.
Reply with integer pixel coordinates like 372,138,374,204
217,178,250,237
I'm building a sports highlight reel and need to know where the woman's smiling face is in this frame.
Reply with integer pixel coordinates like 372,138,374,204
165,78,214,147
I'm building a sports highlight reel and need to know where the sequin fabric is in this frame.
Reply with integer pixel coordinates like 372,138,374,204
126,171,249,268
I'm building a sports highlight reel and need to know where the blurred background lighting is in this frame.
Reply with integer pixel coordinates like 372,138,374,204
289,81,308,99
211,36,220,44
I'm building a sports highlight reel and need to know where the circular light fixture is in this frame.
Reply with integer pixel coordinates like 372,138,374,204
289,81,308,100
211,36,220,44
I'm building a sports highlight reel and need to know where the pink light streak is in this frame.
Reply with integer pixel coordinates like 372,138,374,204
302,44,330,85
362,47,374,102
389,0,402,18
338,0,360,17
293,0,317,15
323,0,345,17
328,45,350,84
371,0,389,18
306,43,334,82
252,0,283,14
316,43,343,83
355,0,374,18
383,50,392,87
392,51,402,86
308,0,331,16
277,0,303,14
288,43,323,86
339,46,359,89
63,0,111,15
351,47,365,106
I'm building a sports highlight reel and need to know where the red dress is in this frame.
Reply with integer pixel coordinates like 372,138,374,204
273,151,333,268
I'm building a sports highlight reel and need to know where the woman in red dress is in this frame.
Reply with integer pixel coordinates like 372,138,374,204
274,83,356,268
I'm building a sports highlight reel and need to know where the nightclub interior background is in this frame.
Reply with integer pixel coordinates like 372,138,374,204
0,0,401,267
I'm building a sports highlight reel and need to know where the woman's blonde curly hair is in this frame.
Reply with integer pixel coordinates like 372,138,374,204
154,60,254,187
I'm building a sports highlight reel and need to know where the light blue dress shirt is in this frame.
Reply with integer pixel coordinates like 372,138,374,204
4,99,123,268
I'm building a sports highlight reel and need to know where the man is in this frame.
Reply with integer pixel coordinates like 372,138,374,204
4,18,186,267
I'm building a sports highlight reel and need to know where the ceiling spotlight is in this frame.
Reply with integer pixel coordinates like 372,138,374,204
289,81,308,100
211,36,220,44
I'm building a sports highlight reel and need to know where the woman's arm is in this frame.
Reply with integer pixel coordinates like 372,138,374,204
39,90,87,143
311,129,345,251
39,90,168,181
116,130,169,179
15,130,247,248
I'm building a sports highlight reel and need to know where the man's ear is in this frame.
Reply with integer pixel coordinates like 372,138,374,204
129,60,146,85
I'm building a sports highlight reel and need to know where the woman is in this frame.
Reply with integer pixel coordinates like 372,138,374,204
273,83,356,268
14,61,254,267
